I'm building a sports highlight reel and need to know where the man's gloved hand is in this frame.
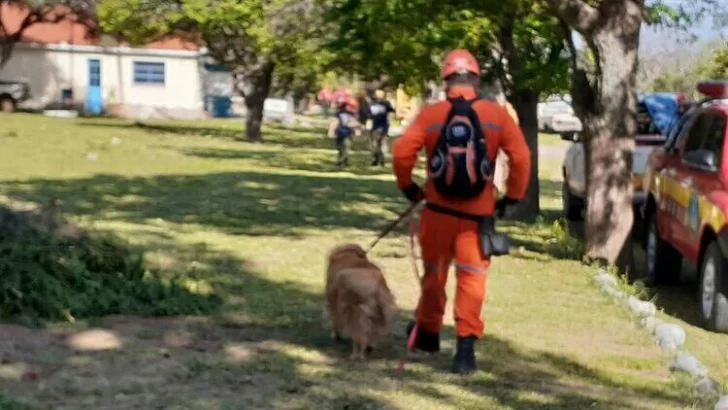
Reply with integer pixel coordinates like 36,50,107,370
495,196,519,218
401,183,425,203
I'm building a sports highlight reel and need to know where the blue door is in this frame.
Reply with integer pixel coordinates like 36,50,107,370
85,59,103,114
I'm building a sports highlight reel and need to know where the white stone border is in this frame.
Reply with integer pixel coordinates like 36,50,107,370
591,268,727,409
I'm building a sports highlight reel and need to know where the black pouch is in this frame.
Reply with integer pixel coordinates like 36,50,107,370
479,216,511,257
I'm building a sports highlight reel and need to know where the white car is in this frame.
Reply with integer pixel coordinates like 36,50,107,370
561,133,663,220
538,98,583,133
561,98,678,220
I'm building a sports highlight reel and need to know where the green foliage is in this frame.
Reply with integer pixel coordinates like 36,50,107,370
703,49,728,79
0,205,220,326
545,218,584,260
323,0,570,97
0,394,35,410
648,45,728,94
644,0,725,31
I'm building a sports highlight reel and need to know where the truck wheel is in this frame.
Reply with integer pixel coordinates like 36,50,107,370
562,182,584,221
700,242,728,333
0,96,16,113
645,211,681,284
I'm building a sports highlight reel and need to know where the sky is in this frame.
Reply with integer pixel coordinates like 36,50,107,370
572,1,727,54
640,16,726,53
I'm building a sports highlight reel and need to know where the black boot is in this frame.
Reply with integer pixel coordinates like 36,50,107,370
406,321,440,353
452,336,478,374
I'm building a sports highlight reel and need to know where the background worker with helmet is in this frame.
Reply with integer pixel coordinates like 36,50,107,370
368,89,396,166
328,97,362,167
392,49,531,374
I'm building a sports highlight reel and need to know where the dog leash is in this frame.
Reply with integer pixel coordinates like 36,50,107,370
395,207,423,377
365,198,423,254
362,197,424,376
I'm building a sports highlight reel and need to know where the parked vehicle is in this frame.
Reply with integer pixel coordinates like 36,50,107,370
538,97,583,134
561,92,682,221
641,80,728,333
0,80,31,113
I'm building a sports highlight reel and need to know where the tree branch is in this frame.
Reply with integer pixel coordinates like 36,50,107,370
546,0,599,34
558,16,578,69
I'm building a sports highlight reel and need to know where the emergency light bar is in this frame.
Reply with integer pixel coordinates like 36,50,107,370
698,80,728,99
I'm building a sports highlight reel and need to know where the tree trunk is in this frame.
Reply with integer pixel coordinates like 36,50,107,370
242,61,275,142
572,2,642,266
0,36,20,70
492,18,540,220
510,90,540,219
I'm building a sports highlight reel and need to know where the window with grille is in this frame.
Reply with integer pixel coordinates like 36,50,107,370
133,61,165,85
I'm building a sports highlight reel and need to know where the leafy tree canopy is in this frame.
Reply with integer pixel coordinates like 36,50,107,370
323,0,570,97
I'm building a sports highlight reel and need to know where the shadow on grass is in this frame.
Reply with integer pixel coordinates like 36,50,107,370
0,240,691,409
0,171,407,238
173,145,397,176
77,119,341,151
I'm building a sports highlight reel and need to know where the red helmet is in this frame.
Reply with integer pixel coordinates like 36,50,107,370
344,97,359,112
441,49,480,80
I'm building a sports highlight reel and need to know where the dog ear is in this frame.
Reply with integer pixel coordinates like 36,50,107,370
330,244,367,260
353,246,367,258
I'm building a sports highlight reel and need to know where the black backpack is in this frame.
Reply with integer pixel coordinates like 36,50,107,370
429,97,491,199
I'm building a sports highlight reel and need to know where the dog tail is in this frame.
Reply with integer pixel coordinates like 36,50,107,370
356,285,395,328
374,283,397,328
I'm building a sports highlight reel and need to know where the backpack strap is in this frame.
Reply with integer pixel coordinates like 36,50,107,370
444,97,478,122
442,97,486,144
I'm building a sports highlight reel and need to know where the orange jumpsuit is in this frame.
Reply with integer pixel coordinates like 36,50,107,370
392,86,531,338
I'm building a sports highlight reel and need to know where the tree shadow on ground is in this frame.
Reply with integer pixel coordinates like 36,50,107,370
0,171,407,238
0,241,691,410
77,119,350,151
171,145,396,177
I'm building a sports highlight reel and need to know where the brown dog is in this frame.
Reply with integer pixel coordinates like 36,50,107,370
325,244,396,360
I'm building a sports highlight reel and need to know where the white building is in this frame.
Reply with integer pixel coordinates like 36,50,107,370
0,5,231,119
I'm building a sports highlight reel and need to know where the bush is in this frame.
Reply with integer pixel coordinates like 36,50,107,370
0,205,220,325
0,394,35,410
545,218,585,260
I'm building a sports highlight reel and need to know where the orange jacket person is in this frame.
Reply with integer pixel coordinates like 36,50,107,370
392,49,531,374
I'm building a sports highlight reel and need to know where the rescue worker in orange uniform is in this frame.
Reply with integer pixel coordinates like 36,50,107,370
392,50,531,374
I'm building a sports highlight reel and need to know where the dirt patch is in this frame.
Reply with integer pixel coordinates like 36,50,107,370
0,316,340,409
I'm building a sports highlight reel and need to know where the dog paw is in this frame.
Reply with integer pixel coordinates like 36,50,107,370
349,352,365,361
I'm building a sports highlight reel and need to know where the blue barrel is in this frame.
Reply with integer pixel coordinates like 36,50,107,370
205,95,233,118
211,96,232,118
85,86,103,115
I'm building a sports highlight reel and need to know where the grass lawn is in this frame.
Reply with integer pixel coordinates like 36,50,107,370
0,113,723,409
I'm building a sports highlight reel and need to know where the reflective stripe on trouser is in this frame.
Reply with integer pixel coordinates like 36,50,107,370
416,207,489,338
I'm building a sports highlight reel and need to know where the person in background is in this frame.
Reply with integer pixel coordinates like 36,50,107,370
332,88,346,108
368,89,395,166
357,89,371,126
317,87,333,119
328,97,362,167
